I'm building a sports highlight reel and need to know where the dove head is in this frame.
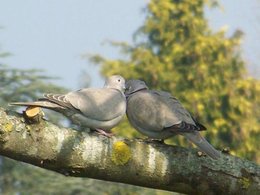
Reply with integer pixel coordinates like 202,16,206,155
125,79,148,96
104,75,126,92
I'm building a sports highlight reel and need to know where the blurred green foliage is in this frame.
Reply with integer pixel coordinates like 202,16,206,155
89,0,260,162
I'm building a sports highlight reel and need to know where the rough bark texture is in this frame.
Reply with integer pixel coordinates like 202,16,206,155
0,108,259,195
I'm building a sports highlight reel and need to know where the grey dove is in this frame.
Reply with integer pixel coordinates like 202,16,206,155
10,75,126,134
125,79,220,159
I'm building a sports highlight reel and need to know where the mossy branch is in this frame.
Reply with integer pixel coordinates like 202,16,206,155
0,108,259,195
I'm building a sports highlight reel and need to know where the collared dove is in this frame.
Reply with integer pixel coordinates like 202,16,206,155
125,79,220,159
10,75,126,135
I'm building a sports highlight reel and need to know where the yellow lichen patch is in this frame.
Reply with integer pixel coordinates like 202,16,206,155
239,177,251,189
3,122,14,132
111,141,132,165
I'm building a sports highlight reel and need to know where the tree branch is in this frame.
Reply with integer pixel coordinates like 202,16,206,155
0,108,259,194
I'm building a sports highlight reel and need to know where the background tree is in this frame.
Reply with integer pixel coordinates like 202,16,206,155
89,0,260,162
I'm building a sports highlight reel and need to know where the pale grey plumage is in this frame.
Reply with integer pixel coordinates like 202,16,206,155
10,75,126,130
125,79,220,159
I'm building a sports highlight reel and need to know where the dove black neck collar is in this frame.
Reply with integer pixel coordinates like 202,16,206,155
125,88,147,98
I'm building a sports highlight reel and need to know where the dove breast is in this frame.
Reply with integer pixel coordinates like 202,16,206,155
65,88,126,129
126,90,176,139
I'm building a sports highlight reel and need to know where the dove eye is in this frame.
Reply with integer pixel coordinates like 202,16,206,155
118,79,121,82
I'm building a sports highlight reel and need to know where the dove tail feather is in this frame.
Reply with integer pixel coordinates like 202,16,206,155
191,116,207,131
182,132,221,160
9,101,64,109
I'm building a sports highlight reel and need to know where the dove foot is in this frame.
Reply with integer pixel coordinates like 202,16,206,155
144,138,165,144
197,151,207,157
221,147,230,154
93,129,114,138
